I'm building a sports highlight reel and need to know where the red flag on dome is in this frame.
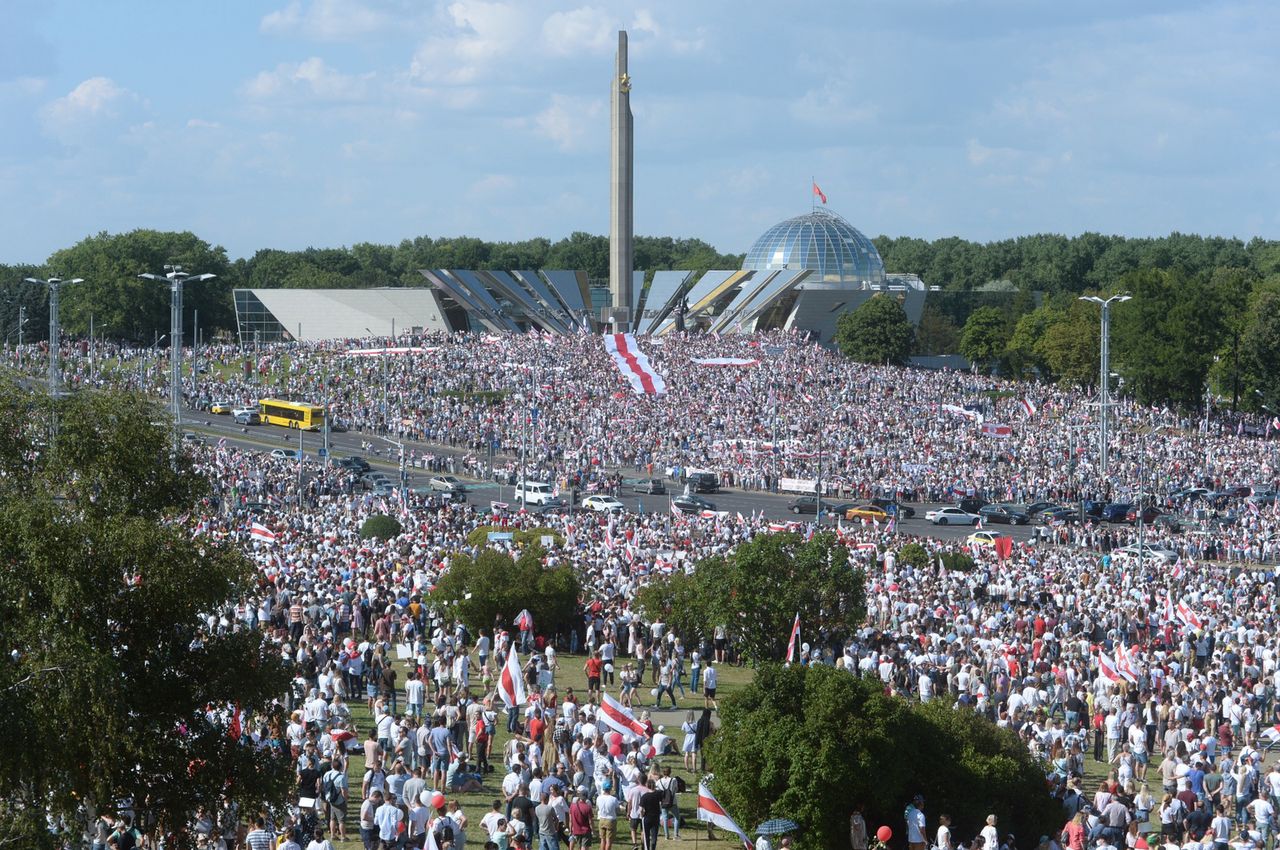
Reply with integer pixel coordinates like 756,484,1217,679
812,181,827,204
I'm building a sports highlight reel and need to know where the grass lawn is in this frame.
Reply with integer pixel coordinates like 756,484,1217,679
324,651,758,850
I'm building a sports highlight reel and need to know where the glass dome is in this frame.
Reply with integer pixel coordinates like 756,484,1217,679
742,208,886,287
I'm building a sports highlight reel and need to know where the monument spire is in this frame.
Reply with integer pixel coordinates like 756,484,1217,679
609,29,634,332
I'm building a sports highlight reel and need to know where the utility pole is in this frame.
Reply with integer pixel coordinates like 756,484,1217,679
24,276,83,401
1079,294,1131,484
139,265,216,466
16,305,27,370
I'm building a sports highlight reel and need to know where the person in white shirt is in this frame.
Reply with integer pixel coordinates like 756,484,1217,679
980,815,1000,850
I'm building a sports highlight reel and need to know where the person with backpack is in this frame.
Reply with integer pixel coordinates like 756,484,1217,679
656,766,681,841
109,818,142,850
321,756,349,842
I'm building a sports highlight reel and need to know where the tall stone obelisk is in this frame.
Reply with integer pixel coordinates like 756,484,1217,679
609,30,634,331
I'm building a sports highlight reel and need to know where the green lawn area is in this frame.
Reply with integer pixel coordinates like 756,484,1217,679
325,651,758,850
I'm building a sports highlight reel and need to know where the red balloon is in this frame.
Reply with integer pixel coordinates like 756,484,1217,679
431,792,446,810
877,826,893,843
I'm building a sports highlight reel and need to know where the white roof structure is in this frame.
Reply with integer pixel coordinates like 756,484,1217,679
234,288,452,342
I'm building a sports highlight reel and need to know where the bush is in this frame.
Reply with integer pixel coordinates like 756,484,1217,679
360,514,403,540
896,543,930,570
707,666,1059,850
939,551,976,572
431,547,581,638
465,525,563,548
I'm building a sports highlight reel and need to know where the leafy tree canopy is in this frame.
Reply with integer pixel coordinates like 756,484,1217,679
834,295,915,365
0,379,291,849
430,546,581,640
706,665,1060,850
634,531,864,663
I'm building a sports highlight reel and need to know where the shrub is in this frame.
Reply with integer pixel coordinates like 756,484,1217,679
360,514,402,540
939,551,976,572
896,542,930,570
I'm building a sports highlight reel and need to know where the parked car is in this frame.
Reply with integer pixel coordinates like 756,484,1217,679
1039,507,1081,524
210,401,233,414
234,411,261,425
967,530,1011,547
428,475,467,494
844,505,890,522
631,478,668,495
1113,543,1179,564
1100,503,1133,523
1024,502,1059,518
1125,505,1167,524
515,481,561,506
957,497,988,514
672,493,717,514
685,471,719,493
978,504,1030,525
582,494,625,513
787,495,822,515
361,471,391,490
926,507,980,526
868,497,916,518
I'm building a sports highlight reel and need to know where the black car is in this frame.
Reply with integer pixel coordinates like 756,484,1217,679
686,472,720,493
1100,502,1133,523
672,493,717,514
868,497,916,518
1024,501,1058,518
632,478,668,495
957,497,988,514
978,504,1030,525
1039,507,1080,524
787,496,821,514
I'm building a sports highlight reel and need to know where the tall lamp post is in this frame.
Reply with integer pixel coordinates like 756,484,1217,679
23,276,83,400
1079,294,1131,484
139,265,216,463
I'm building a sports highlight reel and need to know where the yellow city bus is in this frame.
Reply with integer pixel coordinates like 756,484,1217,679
258,398,325,431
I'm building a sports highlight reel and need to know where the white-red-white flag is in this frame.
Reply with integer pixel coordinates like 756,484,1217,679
1020,398,1038,417
697,782,753,850
598,692,649,741
1096,651,1123,683
602,333,666,395
1175,599,1203,630
785,613,800,664
497,646,526,708
249,522,275,544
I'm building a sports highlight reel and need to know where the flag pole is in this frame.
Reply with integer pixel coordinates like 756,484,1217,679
811,175,815,211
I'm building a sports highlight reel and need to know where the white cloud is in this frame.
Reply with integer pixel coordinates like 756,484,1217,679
531,94,604,152
409,1,535,85
186,118,221,129
245,58,371,101
542,7,617,56
260,0,393,41
39,77,144,143
471,173,516,195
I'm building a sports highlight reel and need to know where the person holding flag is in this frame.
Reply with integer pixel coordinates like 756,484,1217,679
697,781,753,850
498,645,526,734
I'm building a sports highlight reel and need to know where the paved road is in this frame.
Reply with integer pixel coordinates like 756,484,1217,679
182,408,1038,544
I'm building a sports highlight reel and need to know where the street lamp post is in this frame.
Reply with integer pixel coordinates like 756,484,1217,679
23,277,83,400
1078,294,1131,485
139,265,216,464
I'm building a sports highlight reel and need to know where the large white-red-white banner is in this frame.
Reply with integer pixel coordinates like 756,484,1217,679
598,692,649,741
603,333,666,395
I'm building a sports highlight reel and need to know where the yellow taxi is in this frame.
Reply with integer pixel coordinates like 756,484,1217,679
966,530,1011,547
844,505,889,522
210,401,233,414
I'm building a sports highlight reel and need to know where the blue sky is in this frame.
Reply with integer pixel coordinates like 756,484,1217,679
1,0,1277,263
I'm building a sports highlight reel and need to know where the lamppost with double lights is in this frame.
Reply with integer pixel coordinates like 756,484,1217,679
1079,294,1131,484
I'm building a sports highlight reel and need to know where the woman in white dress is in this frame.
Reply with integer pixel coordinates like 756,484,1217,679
681,710,698,771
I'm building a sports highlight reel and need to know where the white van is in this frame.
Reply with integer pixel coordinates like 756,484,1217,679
515,481,559,506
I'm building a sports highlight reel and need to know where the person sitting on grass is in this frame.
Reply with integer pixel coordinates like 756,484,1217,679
447,753,485,793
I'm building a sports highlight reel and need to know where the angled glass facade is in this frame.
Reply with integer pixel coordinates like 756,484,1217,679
742,208,886,287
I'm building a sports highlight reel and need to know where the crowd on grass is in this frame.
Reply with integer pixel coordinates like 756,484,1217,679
13,331,1280,850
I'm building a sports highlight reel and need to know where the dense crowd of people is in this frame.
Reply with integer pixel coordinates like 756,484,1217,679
10,329,1280,850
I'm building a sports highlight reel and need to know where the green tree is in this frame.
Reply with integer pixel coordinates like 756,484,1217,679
643,532,864,663
1003,306,1054,379
959,306,1008,370
1034,301,1099,388
1112,269,1223,406
431,546,582,640
47,229,239,342
0,381,291,849
834,295,916,365
361,514,403,540
707,665,1059,850
1242,290,1280,412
